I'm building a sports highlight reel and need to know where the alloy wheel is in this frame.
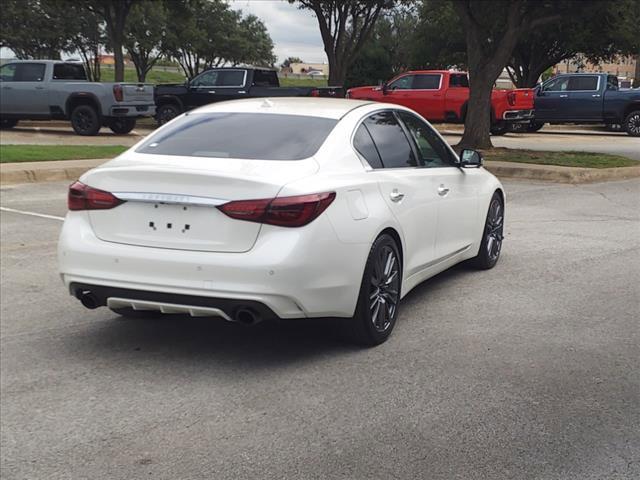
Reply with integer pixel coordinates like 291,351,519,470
628,113,640,135
486,198,504,262
369,245,400,332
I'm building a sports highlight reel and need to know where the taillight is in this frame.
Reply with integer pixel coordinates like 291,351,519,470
68,181,124,211
310,89,320,97
113,84,123,102
507,91,516,106
217,192,336,227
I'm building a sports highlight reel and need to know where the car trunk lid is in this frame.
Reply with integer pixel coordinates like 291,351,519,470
82,154,318,253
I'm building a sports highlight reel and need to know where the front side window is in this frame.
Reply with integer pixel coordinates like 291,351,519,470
191,71,218,87
136,112,337,160
412,74,441,90
388,75,414,90
353,124,383,168
216,70,245,87
12,63,46,82
606,76,618,91
568,76,598,91
397,111,454,168
0,63,17,81
53,63,87,80
363,111,416,168
543,76,570,92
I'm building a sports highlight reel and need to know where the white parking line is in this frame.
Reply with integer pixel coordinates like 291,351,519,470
0,207,64,221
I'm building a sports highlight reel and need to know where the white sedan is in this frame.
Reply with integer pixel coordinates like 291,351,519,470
58,98,505,346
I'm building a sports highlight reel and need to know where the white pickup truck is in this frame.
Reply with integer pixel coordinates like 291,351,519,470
0,60,155,136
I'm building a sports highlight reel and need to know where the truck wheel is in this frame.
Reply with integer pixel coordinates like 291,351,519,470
490,122,508,136
108,117,136,135
71,104,100,136
623,111,640,137
0,118,18,129
156,103,181,126
527,122,544,132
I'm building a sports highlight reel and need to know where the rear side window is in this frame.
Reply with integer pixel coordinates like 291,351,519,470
252,70,278,87
449,74,469,88
12,63,46,82
53,63,87,80
568,76,598,91
353,124,383,168
136,113,337,160
413,74,441,90
364,111,416,168
217,70,245,87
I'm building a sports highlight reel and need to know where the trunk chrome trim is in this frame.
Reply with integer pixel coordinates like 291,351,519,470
113,192,228,207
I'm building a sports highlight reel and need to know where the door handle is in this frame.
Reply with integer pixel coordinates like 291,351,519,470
208,90,216,94
559,94,568,98
592,94,601,98
2,86,12,90
437,185,450,196
389,190,404,202
35,86,45,90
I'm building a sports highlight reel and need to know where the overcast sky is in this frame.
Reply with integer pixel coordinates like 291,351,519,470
1,1,327,65
228,0,326,64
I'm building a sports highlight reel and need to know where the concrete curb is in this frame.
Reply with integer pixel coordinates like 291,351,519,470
1,159,106,185
484,160,640,184
1,158,639,186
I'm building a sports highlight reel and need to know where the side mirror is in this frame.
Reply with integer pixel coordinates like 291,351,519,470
459,149,483,168
536,87,545,97
382,82,388,95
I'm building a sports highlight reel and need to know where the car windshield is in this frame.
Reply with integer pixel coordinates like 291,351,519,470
136,112,337,160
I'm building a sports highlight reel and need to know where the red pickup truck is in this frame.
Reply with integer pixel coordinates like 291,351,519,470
346,70,535,135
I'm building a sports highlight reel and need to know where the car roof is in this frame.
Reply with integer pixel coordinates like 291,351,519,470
1,59,79,65
190,97,375,120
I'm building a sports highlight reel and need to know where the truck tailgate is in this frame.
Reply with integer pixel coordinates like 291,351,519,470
120,84,154,103
510,88,534,110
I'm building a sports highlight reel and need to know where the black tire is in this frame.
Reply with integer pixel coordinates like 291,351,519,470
471,192,504,270
108,117,136,134
490,122,508,136
623,110,640,137
110,307,160,319
347,234,402,346
156,103,181,126
70,104,100,136
527,121,544,132
0,118,18,129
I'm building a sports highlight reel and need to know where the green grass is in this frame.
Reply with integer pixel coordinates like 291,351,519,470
483,148,637,168
279,77,328,87
100,66,186,84
0,145,128,163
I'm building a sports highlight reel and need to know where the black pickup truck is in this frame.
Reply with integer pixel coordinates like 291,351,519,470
527,73,640,136
154,67,344,124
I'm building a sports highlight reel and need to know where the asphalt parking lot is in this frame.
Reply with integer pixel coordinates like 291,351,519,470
2,122,640,160
1,178,639,479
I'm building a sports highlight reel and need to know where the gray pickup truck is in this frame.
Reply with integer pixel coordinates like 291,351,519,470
0,60,155,135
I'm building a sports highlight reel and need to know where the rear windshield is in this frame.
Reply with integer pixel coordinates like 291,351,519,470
136,113,337,160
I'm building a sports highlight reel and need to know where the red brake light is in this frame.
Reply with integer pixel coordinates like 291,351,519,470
113,84,123,102
217,192,336,227
507,91,516,106
310,88,320,97
68,181,124,211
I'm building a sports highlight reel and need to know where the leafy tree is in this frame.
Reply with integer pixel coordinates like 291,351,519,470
83,0,139,82
282,57,304,68
292,0,395,85
124,0,168,82
0,0,67,59
452,0,563,149
507,0,640,87
64,3,105,81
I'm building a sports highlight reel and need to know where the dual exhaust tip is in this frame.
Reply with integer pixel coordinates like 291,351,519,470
77,290,262,325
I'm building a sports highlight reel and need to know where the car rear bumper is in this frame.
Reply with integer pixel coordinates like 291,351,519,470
108,104,156,117
58,212,369,320
502,109,534,121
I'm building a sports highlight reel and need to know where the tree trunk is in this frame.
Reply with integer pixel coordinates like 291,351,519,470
458,68,495,149
113,39,125,81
